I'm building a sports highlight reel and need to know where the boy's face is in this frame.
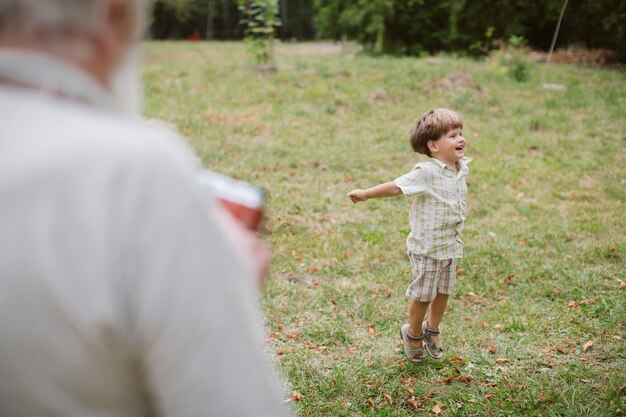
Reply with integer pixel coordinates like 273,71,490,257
428,127,465,165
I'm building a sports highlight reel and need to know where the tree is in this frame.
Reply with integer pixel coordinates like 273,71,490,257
237,0,282,69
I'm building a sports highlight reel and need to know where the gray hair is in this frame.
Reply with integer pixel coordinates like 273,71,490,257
0,0,145,39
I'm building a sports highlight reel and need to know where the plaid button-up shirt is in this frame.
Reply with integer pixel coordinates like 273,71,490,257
394,157,472,260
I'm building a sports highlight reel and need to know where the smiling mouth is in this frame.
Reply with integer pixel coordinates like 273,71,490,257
455,145,464,151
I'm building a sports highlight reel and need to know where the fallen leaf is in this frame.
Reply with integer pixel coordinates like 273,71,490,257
276,348,286,356
383,392,393,405
485,392,497,399
432,404,443,414
495,358,510,365
482,320,490,330
556,346,566,354
481,381,497,388
502,375,513,390
620,282,626,289
455,375,473,384
494,323,505,330
367,323,381,337
448,356,465,362
286,331,302,340
566,301,578,308
503,274,515,284
578,298,598,305
582,340,594,352
407,397,419,412
283,393,304,403
580,379,591,383
302,342,318,350
306,266,319,274
367,397,375,411
487,344,497,354
418,391,438,403
619,384,626,392
538,392,548,402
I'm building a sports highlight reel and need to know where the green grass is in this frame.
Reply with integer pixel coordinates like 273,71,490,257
143,41,626,416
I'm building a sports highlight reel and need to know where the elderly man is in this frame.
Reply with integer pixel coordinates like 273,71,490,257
0,1,288,416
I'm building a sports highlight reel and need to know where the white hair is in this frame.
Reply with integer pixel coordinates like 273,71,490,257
0,0,145,39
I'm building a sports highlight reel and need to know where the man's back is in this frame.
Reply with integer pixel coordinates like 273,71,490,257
0,86,286,417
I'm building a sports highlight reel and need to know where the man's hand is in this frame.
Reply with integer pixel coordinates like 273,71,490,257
348,189,368,203
215,204,271,288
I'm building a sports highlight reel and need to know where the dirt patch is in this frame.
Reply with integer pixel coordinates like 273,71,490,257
528,47,626,70
438,71,478,93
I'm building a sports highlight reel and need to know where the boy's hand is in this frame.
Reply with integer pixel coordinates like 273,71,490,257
348,189,368,203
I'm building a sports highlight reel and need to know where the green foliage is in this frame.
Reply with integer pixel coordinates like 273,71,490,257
313,0,626,59
238,0,282,66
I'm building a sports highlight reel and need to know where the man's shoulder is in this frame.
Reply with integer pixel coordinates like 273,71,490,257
2,89,198,174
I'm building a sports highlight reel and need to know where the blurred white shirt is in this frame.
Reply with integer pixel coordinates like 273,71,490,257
0,49,288,417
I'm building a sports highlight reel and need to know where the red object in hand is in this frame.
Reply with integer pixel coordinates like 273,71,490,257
196,171,265,231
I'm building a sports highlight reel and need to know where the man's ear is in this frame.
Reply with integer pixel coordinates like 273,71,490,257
427,140,438,154
91,0,138,82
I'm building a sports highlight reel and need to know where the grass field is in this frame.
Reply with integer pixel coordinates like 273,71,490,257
143,41,625,416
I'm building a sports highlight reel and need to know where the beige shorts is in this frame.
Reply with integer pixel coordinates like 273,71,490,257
406,253,457,302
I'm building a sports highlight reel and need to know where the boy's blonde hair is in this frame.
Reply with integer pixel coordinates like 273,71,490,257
410,108,463,157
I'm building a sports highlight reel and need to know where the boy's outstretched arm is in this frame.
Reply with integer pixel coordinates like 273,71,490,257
348,181,402,203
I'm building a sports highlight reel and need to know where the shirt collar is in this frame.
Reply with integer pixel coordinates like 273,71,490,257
429,156,473,172
0,48,115,110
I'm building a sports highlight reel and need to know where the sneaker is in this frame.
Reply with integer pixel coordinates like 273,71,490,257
422,321,443,359
399,324,424,363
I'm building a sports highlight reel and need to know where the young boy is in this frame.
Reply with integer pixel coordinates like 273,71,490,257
348,108,471,363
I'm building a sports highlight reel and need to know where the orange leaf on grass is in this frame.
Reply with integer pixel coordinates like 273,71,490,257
418,391,438,404
406,397,419,412
367,398,375,411
487,344,497,354
495,358,510,365
286,331,302,340
455,375,473,384
383,393,393,405
432,404,443,414
582,340,594,351
485,392,497,399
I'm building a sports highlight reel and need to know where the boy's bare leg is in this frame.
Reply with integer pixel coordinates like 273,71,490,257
425,292,449,344
409,299,429,346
